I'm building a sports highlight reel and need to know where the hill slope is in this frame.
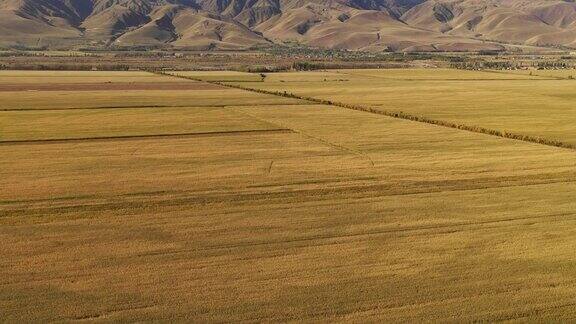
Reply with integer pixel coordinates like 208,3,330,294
1,0,576,51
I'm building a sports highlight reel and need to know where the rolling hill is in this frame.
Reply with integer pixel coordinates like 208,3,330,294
2,0,576,51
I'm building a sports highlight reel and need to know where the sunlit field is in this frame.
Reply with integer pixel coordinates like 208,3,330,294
2,70,576,321
192,68,576,145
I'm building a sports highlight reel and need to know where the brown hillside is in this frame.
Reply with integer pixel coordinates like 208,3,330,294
1,0,576,51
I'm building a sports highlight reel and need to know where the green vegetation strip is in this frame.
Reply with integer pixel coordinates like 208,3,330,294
160,71,576,151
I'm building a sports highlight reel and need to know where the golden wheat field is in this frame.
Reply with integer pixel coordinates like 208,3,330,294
203,68,576,146
2,70,576,321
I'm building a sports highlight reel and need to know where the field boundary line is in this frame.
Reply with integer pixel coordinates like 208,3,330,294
334,70,562,81
0,102,308,112
157,71,576,151
482,69,575,80
228,106,376,167
0,129,293,145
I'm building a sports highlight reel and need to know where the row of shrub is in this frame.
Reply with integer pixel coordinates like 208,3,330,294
452,61,575,71
235,61,413,73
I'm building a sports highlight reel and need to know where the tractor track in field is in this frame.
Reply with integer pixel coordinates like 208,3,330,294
76,211,576,259
3,173,576,216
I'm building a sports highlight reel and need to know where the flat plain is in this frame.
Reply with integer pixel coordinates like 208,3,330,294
2,69,576,321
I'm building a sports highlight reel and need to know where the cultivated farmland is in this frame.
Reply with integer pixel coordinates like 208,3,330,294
2,70,576,321
190,69,576,146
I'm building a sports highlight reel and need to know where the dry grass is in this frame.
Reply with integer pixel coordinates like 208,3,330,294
2,70,576,322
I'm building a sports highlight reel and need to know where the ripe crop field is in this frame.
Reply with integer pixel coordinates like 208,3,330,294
204,68,576,146
0,107,281,141
2,70,576,321
0,71,299,110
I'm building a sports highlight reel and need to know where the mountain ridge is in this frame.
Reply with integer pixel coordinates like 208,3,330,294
2,0,576,51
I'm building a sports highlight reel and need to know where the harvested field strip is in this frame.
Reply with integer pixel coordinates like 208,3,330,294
0,91,304,110
0,106,288,141
0,105,206,111
0,102,307,112
0,129,293,145
0,82,224,92
0,71,154,77
161,72,576,150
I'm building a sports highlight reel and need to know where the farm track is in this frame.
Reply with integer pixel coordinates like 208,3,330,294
159,72,576,151
0,129,293,145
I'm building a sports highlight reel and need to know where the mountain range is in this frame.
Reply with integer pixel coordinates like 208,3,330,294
2,0,576,51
